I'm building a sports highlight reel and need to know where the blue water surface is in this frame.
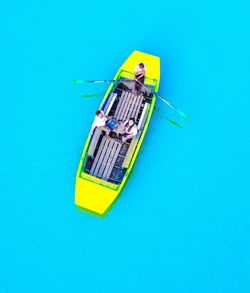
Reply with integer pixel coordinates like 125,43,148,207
1,0,250,292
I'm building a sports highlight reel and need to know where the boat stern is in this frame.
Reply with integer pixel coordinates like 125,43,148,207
75,172,119,216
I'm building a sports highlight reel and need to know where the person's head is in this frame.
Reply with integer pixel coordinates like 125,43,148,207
139,63,145,69
128,118,135,126
96,110,103,118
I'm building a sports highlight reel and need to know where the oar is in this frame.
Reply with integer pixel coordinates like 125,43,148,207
155,95,188,119
74,79,117,99
74,79,119,85
134,79,189,120
154,106,182,128
82,93,105,99
74,78,188,119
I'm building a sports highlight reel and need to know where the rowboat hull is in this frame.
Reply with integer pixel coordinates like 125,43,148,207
75,50,160,216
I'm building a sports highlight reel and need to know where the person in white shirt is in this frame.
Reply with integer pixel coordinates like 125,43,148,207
120,118,138,142
91,110,118,136
93,110,107,126
135,63,146,91
91,110,108,135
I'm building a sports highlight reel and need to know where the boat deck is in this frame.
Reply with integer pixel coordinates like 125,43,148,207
82,81,151,184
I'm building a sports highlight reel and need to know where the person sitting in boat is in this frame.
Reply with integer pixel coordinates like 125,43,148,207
91,110,107,134
120,118,138,142
91,110,119,136
134,63,146,92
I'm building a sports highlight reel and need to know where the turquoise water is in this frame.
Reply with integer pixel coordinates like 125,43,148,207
1,0,250,292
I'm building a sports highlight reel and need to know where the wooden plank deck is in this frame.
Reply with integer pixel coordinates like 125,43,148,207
102,142,122,181
89,136,122,181
114,91,126,119
126,93,138,119
92,138,112,177
102,141,120,180
96,139,115,178
119,92,132,120
121,93,135,120
114,90,144,121
88,89,147,182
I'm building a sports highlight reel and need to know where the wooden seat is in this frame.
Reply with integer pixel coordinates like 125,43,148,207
114,91,144,121
87,95,149,181
89,136,122,181
114,91,127,119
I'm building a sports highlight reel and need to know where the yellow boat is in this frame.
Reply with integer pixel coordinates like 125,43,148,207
75,50,160,216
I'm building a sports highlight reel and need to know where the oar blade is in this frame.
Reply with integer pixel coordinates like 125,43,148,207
74,79,86,84
177,109,189,119
154,106,182,128
81,93,105,99
166,118,182,128
155,93,188,119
